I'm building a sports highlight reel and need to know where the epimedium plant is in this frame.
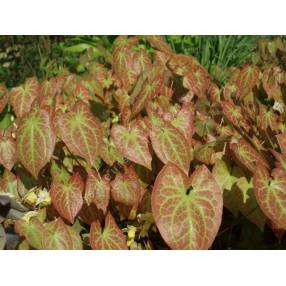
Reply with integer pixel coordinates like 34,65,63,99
1,36,286,250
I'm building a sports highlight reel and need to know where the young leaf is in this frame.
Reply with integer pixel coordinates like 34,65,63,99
55,102,103,167
253,166,286,229
151,163,223,249
43,218,82,250
90,212,127,250
50,172,84,224
150,120,191,175
9,77,40,117
16,107,56,178
111,122,152,170
0,135,16,170
15,218,45,249
85,170,110,214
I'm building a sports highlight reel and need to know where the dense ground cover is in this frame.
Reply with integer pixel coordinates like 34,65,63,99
1,35,286,250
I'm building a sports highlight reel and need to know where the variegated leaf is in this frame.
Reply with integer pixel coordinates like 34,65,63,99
55,102,103,167
236,65,259,97
151,163,223,249
221,100,250,131
150,119,191,175
16,107,56,178
9,77,40,117
50,172,84,224
90,212,127,250
85,170,110,214
230,138,269,173
111,121,152,170
110,168,141,208
0,135,16,170
253,166,286,229
43,218,82,250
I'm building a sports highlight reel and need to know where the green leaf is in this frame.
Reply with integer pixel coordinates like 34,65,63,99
151,163,223,249
16,107,56,178
43,218,83,250
15,217,45,249
90,212,127,250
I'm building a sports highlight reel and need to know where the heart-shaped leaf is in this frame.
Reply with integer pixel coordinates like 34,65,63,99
111,121,152,170
85,170,110,214
150,120,191,175
110,168,141,208
151,163,223,249
55,102,103,167
0,135,16,170
9,77,40,117
90,212,127,250
253,166,286,229
16,107,56,178
50,172,84,224
43,218,82,250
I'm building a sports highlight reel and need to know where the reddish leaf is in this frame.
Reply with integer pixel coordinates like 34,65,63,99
221,100,250,131
111,121,152,170
43,218,82,250
183,65,210,97
16,107,56,178
259,104,278,131
55,102,103,167
253,166,286,229
230,138,269,173
99,137,124,166
236,65,259,97
144,36,172,54
150,119,191,175
151,163,223,249
110,168,141,208
50,172,84,224
85,170,110,214
9,77,40,117
90,212,127,250
131,71,164,117
0,135,16,170
171,102,194,143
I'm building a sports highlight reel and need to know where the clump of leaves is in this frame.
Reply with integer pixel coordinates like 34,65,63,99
1,36,286,250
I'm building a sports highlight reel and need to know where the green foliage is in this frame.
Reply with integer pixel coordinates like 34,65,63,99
1,36,286,250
